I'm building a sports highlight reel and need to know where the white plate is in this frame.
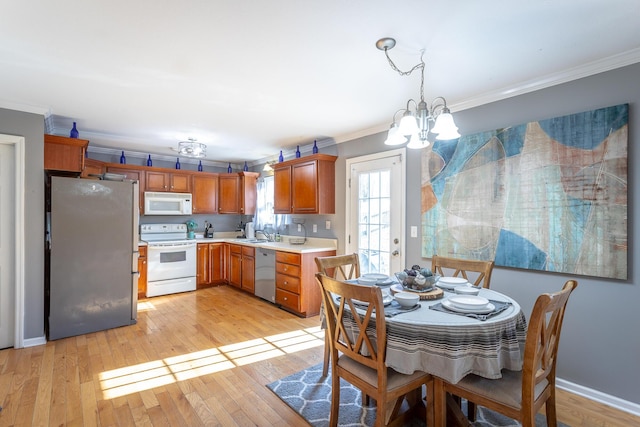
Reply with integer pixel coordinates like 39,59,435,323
353,294,393,307
448,295,489,310
362,273,389,282
437,277,470,290
442,299,495,314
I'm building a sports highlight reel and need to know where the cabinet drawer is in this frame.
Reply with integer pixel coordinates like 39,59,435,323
242,246,255,257
229,244,241,254
276,289,300,311
276,262,300,277
276,251,301,265
276,273,300,293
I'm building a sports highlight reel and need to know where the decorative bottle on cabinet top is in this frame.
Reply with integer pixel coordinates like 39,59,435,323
198,160,203,171
278,150,284,162
146,155,152,166
243,161,248,171
120,151,126,164
70,122,79,138
313,139,318,154
295,145,301,158
175,158,181,169
227,163,232,173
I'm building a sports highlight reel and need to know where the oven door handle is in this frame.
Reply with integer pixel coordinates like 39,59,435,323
147,242,197,249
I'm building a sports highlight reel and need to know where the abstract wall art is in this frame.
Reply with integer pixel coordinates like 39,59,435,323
421,104,628,279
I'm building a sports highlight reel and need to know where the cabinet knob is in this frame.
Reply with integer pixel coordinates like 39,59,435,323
284,297,288,301
284,281,288,285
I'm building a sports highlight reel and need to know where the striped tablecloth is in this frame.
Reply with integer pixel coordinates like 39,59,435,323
324,288,527,384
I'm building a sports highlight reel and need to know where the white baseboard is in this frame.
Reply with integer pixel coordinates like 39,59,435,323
557,377,640,417
22,335,46,348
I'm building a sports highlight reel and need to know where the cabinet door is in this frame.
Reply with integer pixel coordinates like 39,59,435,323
273,166,292,213
241,254,255,293
218,174,240,213
292,160,318,213
196,243,210,286
228,245,242,288
209,243,225,284
170,172,191,192
240,172,259,215
44,135,88,172
192,174,218,214
81,158,105,178
138,246,147,299
145,171,168,191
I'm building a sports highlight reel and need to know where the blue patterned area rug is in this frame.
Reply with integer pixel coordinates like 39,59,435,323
267,363,568,427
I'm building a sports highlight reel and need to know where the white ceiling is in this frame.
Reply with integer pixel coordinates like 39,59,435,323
1,1,639,165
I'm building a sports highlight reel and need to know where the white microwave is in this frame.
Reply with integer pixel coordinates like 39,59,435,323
144,192,192,215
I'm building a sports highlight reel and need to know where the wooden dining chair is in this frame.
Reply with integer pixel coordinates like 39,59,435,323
431,255,495,288
437,280,578,427
316,273,433,427
315,253,361,376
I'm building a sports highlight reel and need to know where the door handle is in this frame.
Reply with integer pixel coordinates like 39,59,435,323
392,250,399,256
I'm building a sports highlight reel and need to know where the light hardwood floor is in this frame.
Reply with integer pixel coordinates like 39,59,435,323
0,286,638,426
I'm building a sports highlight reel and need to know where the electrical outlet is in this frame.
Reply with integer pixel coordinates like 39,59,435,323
325,220,331,229
410,226,418,238
297,224,302,232
313,224,318,233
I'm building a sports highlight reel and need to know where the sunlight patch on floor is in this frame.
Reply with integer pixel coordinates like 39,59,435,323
99,326,324,399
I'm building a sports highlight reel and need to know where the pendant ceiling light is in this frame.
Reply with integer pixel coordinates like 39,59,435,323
178,138,206,158
376,37,460,149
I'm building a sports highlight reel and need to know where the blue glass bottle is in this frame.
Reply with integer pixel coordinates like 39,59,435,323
227,163,232,173
70,122,79,138
198,160,203,171
146,155,152,167
278,150,284,162
313,140,318,154
243,161,248,172
120,151,126,164
175,158,181,169
295,145,301,158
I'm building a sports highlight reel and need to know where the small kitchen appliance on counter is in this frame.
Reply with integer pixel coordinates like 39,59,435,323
140,223,197,297
245,221,255,239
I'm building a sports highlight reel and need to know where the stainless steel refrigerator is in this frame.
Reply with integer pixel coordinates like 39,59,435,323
48,176,139,340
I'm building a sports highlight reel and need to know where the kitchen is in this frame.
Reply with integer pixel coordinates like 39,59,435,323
44,144,340,340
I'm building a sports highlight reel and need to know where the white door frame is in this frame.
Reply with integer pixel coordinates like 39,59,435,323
345,148,406,272
0,134,25,349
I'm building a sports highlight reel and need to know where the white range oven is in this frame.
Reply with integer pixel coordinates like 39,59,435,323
141,223,197,297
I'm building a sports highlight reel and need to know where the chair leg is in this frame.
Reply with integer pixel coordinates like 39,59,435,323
329,371,340,427
546,391,558,427
322,330,330,377
467,401,477,421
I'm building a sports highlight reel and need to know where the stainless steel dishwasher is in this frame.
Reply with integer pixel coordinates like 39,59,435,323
254,248,276,303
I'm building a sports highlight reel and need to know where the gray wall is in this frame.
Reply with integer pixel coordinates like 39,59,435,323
0,108,45,340
334,63,640,405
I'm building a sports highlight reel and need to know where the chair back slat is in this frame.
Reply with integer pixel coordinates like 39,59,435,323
317,273,386,372
431,255,494,288
522,280,578,399
316,254,360,280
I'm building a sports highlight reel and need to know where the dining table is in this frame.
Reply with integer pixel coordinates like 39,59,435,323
322,277,528,426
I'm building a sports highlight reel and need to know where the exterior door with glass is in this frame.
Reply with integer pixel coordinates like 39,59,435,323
346,149,405,275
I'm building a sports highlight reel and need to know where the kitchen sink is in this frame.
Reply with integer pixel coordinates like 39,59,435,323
234,238,269,243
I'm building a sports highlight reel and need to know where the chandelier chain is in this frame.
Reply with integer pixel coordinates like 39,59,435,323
383,48,426,102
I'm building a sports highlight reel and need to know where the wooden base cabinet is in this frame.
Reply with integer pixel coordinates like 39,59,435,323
138,245,147,299
275,249,336,317
228,244,255,292
197,242,226,288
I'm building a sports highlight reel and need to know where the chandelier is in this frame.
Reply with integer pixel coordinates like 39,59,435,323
177,138,206,158
376,37,460,149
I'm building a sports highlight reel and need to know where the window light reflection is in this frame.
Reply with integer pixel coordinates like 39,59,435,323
99,326,324,399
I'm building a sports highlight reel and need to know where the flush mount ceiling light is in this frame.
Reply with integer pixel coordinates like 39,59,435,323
376,37,460,149
177,138,206,158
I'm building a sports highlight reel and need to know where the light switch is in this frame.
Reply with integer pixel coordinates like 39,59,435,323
297,224,302,232
325,220,331,229
410,226,418,238
313,224,318,233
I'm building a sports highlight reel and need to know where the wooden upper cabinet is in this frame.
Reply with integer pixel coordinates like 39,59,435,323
145,170,191,193
240,172,259,215
44,135,89,172
218,174,240,214
105,165,146,213
192,173,218,214
80,158,105,178
273,154,337,214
